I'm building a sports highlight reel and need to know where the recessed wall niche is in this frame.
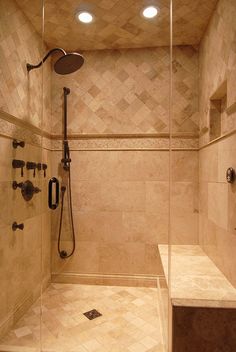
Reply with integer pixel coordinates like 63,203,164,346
209,81,227,141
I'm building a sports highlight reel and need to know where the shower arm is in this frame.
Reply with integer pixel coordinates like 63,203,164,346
26,48,67,72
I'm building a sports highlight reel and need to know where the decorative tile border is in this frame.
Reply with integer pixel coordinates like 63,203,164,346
51,136,198,151
0,110,199,151
0,111,51,149
199,129,236,150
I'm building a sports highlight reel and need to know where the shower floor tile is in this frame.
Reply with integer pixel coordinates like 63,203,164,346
0,284,165,352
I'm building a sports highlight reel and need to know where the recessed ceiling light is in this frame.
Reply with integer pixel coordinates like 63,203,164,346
76,11,93,24
142,6,159,19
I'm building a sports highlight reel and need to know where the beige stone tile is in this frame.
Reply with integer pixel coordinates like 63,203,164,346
0,137,14,182
228,182,236,233
172,182,198,214
159,244,236,305
145,245,164,276
145,182,169,214
117,151,169,182
199,144,218,182
72,181,102,211
142,336,160,349
0,284,163,352
199,181,208,216
170,213,199,245
51,240,99,274
217,134,236,183
100,181,146,212
122,212,168,244
73,211,125,243
208,182,228,230
70,151,121,182
172,151,198,182
98,243,139,275
14,327,32,338
128,341,148,352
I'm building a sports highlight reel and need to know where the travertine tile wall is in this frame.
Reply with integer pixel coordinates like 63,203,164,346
199,0,236,287
50,44,200,281
171,151,199,245
51,150,167,280
199,0,236,146
0,0,52,340
0,0,51,133
0,135,51,339
50,147,199,279
51,46,198,135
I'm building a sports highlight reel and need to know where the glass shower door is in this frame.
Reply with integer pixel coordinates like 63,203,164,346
170,1,236,351
0,0,44,350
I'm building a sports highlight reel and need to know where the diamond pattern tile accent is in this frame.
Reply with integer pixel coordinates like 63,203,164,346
0,0,51,133
51,46,199,135
16,0,217,50
0,284,164,352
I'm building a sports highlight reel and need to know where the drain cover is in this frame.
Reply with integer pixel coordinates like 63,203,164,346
83,309,102,320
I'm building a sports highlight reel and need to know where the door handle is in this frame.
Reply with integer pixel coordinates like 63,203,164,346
48,177,59,210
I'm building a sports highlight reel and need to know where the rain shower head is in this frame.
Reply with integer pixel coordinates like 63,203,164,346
26,48,84,75
54,52,84,74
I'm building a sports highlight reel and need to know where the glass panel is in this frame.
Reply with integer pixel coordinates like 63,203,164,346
0,0,44,351
41,0,171,351
170,0,236,350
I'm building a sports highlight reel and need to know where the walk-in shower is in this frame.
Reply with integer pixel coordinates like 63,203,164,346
2,1,236,351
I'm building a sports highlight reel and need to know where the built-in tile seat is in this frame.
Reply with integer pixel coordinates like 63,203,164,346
159,245,236,351
158,245,236,308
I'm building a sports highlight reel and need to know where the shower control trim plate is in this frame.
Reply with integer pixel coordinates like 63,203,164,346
12,180,41,201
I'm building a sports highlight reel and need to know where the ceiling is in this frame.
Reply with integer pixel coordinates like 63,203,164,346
17,0,218,51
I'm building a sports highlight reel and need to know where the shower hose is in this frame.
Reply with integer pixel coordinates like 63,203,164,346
57,163,76,259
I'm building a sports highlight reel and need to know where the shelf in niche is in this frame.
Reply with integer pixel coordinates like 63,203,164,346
209,81,227,141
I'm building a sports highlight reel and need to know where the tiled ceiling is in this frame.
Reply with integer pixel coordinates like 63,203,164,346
17,0,218,51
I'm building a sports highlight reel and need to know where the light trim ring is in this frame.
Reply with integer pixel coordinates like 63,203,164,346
76,11,93,23
142,6,159,19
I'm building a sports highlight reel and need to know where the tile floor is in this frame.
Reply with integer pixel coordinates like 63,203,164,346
0,284,165,352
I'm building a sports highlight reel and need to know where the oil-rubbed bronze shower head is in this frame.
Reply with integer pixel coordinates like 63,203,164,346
26,48,84,75
54,52,84,74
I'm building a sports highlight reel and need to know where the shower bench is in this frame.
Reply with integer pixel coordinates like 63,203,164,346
158,244,236,352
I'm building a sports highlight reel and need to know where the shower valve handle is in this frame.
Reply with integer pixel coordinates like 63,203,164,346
42,163,47,177
37,163,42,171
12,222,24,231
26,162,37,177
12,140,25,149
12,181,24,190
12,159,25,177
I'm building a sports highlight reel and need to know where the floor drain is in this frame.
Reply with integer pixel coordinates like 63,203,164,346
83,309,102,320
